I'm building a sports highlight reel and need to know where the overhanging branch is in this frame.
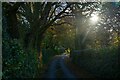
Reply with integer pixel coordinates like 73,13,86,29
58,14,75,19
51,22,74,26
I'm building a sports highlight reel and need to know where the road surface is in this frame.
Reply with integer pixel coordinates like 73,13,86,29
44,54,76,79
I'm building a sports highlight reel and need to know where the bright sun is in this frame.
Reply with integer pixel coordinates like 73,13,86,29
90,14,99,24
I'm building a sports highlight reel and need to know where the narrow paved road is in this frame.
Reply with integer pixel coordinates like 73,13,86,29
44,54,76,79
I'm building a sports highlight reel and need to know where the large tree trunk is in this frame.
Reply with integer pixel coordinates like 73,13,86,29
3,3,23,39
6,11,19,39
36,34,45,68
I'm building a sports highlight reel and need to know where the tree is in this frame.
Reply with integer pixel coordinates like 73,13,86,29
2,2,23,39
70,2,100,50
17,2,74,52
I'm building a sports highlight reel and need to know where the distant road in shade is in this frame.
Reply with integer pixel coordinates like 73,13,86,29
44,54,76,79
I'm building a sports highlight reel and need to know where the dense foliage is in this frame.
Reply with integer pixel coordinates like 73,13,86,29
3,39,38,78
71,2,120,78
2,16,38,78
2,2,75,78
2,2,120,79
71,46,119,78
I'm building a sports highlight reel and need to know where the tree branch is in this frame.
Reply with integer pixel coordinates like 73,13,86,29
51,22,74,26
39,3,74,35
58,14,75,19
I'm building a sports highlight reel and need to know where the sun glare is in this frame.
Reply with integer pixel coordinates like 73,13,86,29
90,14,99,24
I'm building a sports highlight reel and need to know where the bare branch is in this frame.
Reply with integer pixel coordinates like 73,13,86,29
39,3,74,35
48,3,58,21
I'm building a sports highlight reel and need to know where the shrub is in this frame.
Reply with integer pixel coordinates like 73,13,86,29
2,39,38,78
72,46,119,78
